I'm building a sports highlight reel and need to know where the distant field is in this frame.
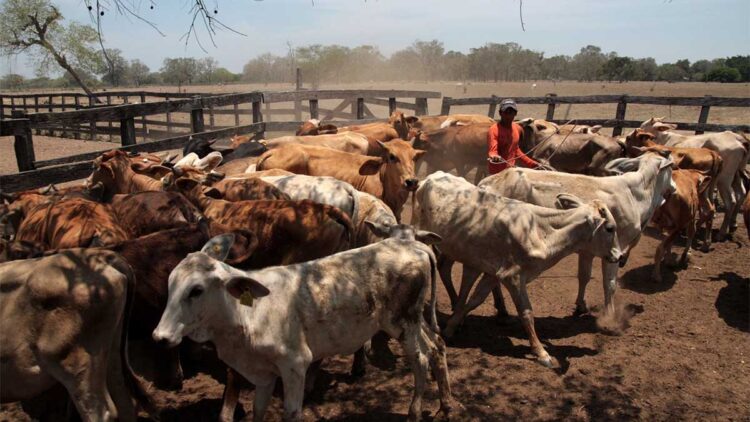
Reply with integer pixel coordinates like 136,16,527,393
1,80,749,174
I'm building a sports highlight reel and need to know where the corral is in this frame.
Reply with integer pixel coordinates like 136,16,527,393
0,81,748,421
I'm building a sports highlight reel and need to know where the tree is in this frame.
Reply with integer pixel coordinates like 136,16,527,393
725,55,750,82
656,63,688,82
600,55,636,82
705,67,741,83
97,48,127,86
1,73,25,89
197,57,219,84
0,0,102,99
160,57,199,88
127,59,150,86
411,40,445,81
570,45,606,81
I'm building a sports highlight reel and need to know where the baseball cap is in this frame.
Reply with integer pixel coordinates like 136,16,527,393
499,98,518,112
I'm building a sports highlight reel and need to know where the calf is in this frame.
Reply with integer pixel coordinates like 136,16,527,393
0,249,156,421
153,231,461,422
256,140,424,219
650,169,713,281
416,172,621,367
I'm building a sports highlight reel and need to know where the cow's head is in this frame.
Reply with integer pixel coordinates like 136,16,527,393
183,138,219,158
365,139,425,192
625,129,657,150
640,117,677,135
518,118,560,146
153,234,269,347
389,111,419,140
555,194,621,263
364,220,441,244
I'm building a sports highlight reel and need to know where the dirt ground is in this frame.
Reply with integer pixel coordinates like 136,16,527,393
1,207,748,422
1,81,748,420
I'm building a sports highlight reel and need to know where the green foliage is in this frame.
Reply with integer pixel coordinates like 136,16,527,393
0,73,25,89
705,67,741,83
657,64,688,82
724,55,750,81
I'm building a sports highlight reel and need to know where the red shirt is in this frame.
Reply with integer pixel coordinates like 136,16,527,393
487,122,539,174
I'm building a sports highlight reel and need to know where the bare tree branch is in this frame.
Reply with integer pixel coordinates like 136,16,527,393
519,0,526,32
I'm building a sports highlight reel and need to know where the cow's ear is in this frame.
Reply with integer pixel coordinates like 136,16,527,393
226,276,270,304
201,233,235,262
197,151,223,171
555,193,585,210
518,118,534,127
359,157,383,175
590,125,602,133
414,149,426,161
405,116,419,124
86,182,106,202
204,187,223,199
225,230,258,265
364,220,391,238
416,230,442,245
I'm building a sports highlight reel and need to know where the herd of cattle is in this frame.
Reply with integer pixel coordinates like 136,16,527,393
1,110,749,421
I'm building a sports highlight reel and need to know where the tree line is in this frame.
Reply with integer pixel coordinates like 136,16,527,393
1,0,748,91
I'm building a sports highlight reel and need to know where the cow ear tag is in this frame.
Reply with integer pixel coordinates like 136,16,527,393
240,291,254,307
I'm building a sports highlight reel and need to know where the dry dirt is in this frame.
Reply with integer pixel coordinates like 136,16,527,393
1,209,748,422
1,82,749,421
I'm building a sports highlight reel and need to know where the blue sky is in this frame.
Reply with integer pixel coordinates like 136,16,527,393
4,0,749,77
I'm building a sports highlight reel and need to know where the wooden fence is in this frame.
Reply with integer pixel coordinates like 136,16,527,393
440,94,750,136
0,89,439,192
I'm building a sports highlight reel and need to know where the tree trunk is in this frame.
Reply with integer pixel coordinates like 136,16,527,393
42,41,101,103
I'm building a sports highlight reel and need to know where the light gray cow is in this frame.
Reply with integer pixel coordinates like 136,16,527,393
478,152,676,322
259,174,360,225
153,232,461,422
415,172,621,367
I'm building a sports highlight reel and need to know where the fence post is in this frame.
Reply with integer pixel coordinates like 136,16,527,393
106,95,113,141
140,93,147,141
0,96,4,120
356,98,365,119
120,117,136,146
487,95,498,118
11,110,35,172
60,96,67,138
696,95,712,135
545,93,557,121
388,98,397,115
309,99,319,119
73,96,81,138
88,95,97,140
415,97,428,116
294,68,302,121
166,96,172,134
612,95,628,137
190,96,205,133
252,100,264,140
233,100,240,126
440,97,451,115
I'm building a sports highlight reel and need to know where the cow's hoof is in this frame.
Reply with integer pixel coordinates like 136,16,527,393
436,401,467,421
573,304,589,317
537,355,558,369
699,244,710,253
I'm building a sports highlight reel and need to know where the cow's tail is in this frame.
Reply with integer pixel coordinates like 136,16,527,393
109,254,160,420
325,204,355,251
424,244,440,334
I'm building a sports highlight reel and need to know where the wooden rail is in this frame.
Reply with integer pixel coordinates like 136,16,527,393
440,94,750,136
0,89,438,192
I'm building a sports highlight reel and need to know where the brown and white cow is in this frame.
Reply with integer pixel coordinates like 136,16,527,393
153,230,461,422
626,128,723,249
639,117,750,239
256,140,424,219
650,169,713,281
0,249,156,421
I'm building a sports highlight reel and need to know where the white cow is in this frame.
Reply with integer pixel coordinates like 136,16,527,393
153,232,461,422
259,174,360,225
478,152,676,321
640,117,750,238
415,172,622,367
353,191,398,247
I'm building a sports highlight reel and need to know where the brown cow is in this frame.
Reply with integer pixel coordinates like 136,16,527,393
261,132,371,155
650,169,713,281
164,175,353,268
410,114,495,133
411,122,493,183
88,150,166,198
295,119,339,136
256,140,424,219
15,197,129,250
0,249,157,421
338,110,416,154
110,191,204,238
626,129,723,249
